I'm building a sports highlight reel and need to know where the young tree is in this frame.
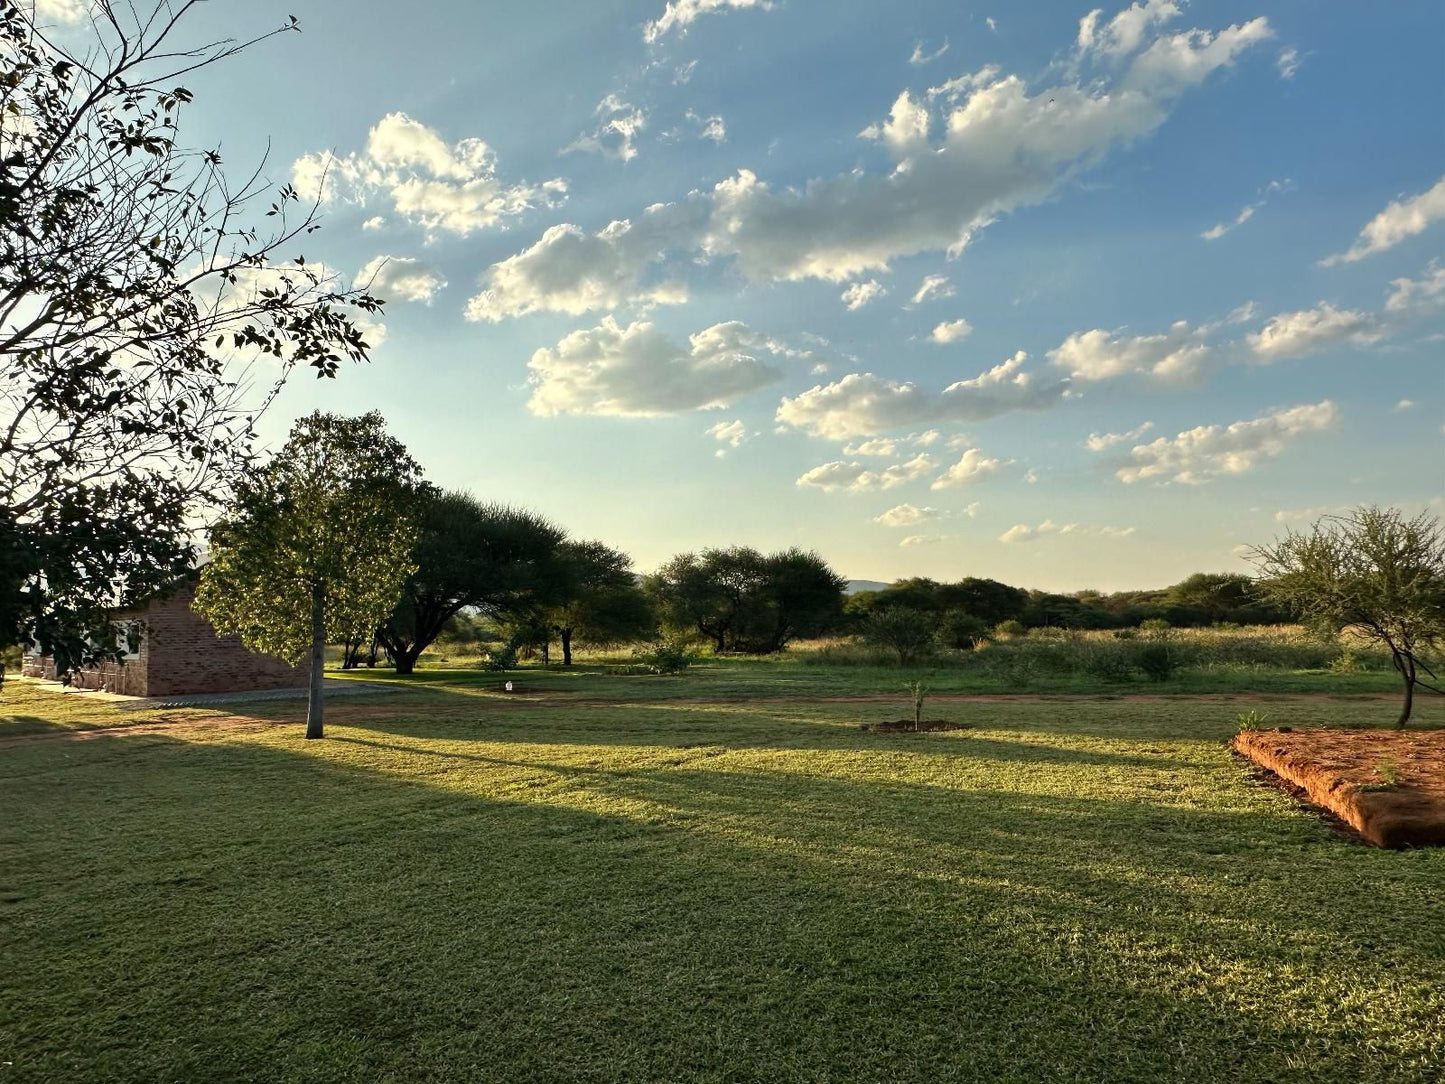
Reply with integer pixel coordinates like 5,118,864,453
862,607,938,665
377,492,566,674
1249,506,1445,726
0,3,383,683
548,540,654,665
194,413,422,739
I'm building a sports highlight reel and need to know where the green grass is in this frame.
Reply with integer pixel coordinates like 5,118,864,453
2,668,1443,1082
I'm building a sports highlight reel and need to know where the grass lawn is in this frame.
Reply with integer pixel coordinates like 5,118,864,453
2,665,1443,1082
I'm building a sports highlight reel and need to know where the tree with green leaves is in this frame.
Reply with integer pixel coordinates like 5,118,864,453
0,3,381,685
377,492,566,674
1249,506,1445,726
648,546,845,654
547,540,654,665
195,412,422,739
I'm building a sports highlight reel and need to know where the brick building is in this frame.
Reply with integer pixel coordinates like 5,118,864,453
22,578,307,697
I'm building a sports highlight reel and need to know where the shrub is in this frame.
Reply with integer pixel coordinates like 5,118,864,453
637,638,699,674
935,610,990,650
993,619,1026,639
1140,618,1172,633
484,644,518,672
862,607,938,665
1136,643,1175,681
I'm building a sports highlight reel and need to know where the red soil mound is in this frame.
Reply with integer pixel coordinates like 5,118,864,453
1233,727,1445,849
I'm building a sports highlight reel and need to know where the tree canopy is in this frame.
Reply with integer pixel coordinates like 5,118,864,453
1249,506,1445,726
379,493,567,674
648,547,846,654
0,3,381,683
195,412,422,737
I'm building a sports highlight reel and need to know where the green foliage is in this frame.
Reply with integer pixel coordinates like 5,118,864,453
935,610,990,650
1139,618,1172,633
381,492,567,673
1249,506,1445,725
1235,709,1268,732
194,412,422,665
636,637,699,674
0,6,379,682
861,607,937,665
1135,643,1175,682
483,643,518,672
993,619,1026,639
546,540,656,665
648,547,846,654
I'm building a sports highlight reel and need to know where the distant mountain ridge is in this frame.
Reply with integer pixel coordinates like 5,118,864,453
845,579,891,595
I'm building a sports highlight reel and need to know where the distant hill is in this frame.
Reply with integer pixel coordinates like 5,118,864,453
845,579,891,595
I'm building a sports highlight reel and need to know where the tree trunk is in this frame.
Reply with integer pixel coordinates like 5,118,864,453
561,627,573,667
1398,654,1416,728
306,585,325,740
394,645,421,675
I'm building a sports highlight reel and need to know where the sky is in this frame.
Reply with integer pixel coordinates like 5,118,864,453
44,0,1445,590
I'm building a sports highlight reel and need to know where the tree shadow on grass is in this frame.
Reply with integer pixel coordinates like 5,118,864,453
4,728,1443,1082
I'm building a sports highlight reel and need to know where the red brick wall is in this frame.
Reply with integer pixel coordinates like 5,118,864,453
21,581,308,697
141,582,308,696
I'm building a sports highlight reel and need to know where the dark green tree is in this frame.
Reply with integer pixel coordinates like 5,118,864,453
194,413,422,739
378,493,566,674
0,3,381,684
648,547,845,654
547,541,655,666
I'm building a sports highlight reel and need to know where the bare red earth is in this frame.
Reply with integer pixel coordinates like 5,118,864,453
1233,727,1445,848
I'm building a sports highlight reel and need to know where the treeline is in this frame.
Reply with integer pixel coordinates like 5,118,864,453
382,496,1289,670
845,572,1291,634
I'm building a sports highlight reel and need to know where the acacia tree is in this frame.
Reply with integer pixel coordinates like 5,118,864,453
194,413,421,739
377,492,566,674
0,3,381,683
1249,506,1445,726
547,540,654,666
648,546,845,653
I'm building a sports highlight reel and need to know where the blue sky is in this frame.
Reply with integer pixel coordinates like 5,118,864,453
56,0,1445,589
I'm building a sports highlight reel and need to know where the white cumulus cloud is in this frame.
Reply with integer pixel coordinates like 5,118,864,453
707,419,750,447
930,447,1008,489
797,454,938,493
1000,520,1137,543
526,317,786,417
292,112,565,238
841,279,887,311
911,274,955,304
776,352,1067,440
567,95,648,161
469,4,1273,319
356,255,447,304
875,504,944,527
1247,303,1382,360
1116,401,1338,484
930,318,973,344
1320,175,1445,266
1085,421,1154,451
643,0,772,43
1050,321,1213,383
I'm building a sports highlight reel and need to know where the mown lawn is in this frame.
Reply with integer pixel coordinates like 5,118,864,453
2,670,1442,1082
